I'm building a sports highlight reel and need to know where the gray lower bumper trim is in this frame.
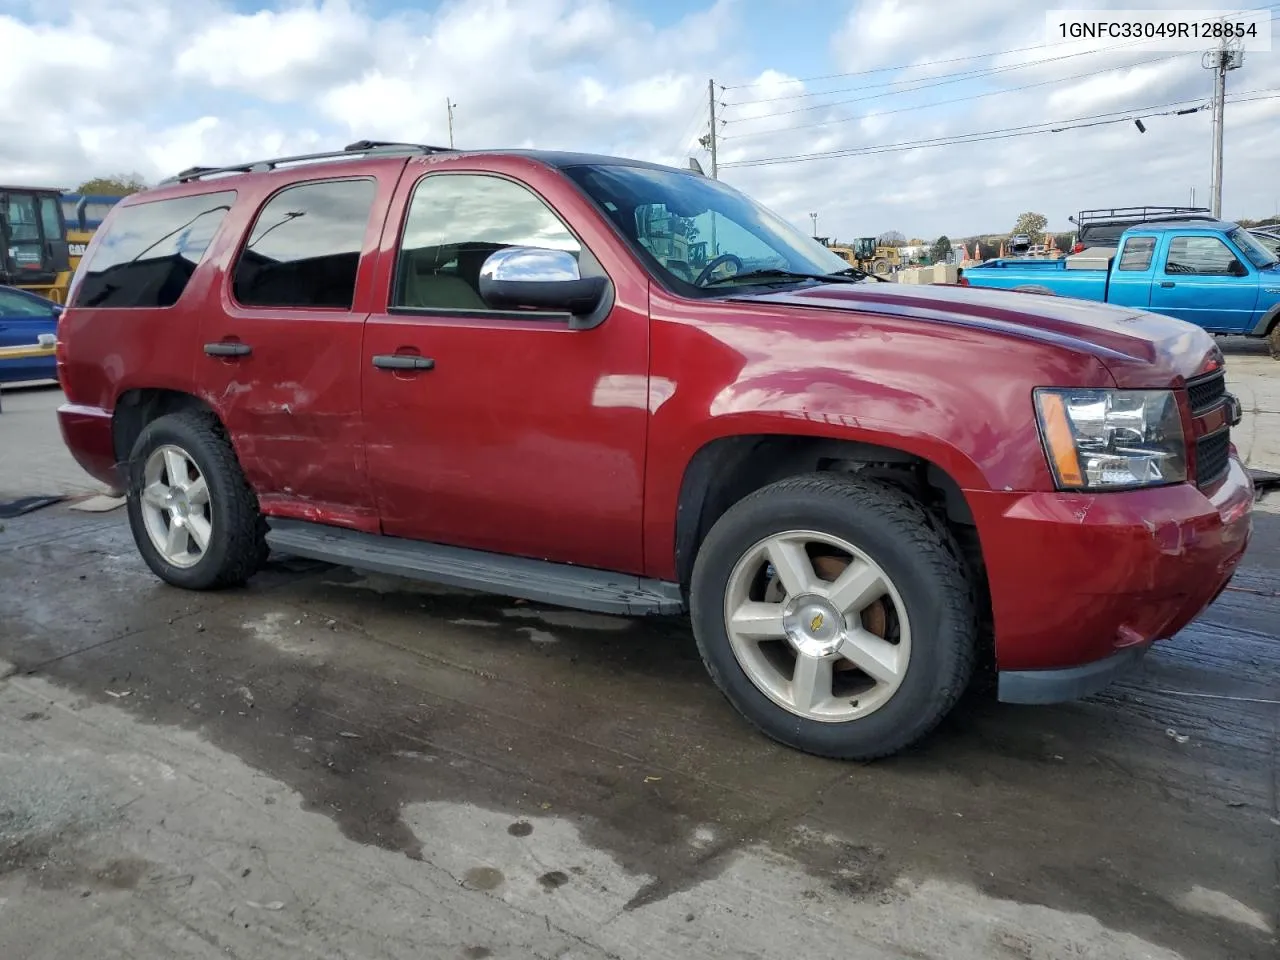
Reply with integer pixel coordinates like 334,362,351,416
998,646,1148,705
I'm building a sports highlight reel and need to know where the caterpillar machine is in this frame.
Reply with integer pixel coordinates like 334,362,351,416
0,185,73,303
61,193,123,271
816,236,901,276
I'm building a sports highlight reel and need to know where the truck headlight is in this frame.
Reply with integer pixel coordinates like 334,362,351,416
1034,388,1186,489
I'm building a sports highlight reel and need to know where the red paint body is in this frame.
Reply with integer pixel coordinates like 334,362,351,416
55,151,1253,675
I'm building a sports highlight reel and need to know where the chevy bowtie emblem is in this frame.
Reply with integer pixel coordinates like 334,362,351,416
810,612,825,633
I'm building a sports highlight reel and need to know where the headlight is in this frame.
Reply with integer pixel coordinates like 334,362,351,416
1034,388,1186,489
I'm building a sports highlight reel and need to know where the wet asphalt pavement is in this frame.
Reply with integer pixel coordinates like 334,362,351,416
1,493,1277,959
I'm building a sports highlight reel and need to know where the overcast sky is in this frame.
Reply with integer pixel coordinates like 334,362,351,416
3,0,1277,240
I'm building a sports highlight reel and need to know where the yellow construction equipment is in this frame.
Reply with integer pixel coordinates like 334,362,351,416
817,237,901,276
1,185,73,303
61,194,123,273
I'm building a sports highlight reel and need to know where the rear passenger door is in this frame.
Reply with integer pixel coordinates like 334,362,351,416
198,168,397,531
1148,234,1260,332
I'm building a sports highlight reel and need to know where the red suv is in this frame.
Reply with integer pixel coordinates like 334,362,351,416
55,140,1254,759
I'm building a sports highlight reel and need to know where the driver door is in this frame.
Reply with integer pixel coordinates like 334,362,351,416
360,170,650,573
1149,234,1259,333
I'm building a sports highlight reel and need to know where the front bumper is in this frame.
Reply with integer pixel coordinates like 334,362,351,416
967,455,1253,703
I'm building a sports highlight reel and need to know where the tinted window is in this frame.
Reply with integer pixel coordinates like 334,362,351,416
1164,236,1239,276
394,174,580,311
1117,237,1155,271
74,191,236,308
233,179,375,309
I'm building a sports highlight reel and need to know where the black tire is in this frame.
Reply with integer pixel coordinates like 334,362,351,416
125,408,267,590
689,473,977,760
1268,322,1280,360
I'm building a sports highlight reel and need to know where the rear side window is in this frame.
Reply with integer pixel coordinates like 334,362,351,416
1117,237,1156,271
233,179,376,309
75,191,236,308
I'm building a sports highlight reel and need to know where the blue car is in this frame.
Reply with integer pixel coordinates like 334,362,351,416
0,284,61,384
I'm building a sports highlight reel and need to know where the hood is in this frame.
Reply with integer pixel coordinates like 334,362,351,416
733,281,1221,385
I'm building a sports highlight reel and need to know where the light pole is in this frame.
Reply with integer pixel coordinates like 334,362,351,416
810,212,818,237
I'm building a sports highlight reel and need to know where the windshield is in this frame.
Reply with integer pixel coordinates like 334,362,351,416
1229,226,1279,268
562,163,854,294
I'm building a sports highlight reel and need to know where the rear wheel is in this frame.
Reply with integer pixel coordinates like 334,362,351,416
125,409,267,590
690,473,977,760
1268,322,1280,360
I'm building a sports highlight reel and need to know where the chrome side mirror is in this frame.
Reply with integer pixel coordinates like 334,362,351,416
478,246,608,319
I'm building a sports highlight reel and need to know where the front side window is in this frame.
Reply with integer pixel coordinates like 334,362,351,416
1117,236,1155,271
1164,236,1240,276
233,178,376,309
564,163,879,295
393,174,581,311
74,191,236,308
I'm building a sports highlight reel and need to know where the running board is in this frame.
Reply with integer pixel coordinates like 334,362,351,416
265,519,686,617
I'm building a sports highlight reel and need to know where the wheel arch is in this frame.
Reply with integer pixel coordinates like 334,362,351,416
1250,301,1280,337
672,431,983,589
112,388,220,466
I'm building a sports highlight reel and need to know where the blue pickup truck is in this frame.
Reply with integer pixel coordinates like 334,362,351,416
962,220,1280,358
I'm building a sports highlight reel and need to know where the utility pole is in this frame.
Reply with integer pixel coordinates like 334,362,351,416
446,98,457,149
1203,36,1243,219
705,79,718,179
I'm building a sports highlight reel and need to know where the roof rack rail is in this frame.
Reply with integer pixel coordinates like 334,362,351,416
1071,206,1213,226
160,140,456,185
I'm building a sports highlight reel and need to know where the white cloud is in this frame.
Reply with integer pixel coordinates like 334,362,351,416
3,0,1277,241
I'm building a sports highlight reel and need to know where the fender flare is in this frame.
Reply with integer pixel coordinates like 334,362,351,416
1250,301,1280,337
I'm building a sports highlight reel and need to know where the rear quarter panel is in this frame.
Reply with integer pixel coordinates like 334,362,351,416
56,188,229,417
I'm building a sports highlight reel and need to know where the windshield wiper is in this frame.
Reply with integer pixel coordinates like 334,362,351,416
703,268,867,287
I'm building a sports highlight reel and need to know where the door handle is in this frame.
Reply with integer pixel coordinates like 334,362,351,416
372,354,435,371
1159,281,1175,288
204,341,252,357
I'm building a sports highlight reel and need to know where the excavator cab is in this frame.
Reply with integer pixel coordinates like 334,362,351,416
0,186,72,302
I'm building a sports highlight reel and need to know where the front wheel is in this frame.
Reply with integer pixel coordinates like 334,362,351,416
1268,322,1280,360
689,473,977,760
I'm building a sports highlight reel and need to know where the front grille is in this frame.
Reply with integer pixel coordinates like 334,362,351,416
1187,369,1226,414
1195,429,1230,488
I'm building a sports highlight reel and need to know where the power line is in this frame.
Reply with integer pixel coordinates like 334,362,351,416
717,1,1280,90
724,37,1166,108
719,90,1279,169
721,51,1193,140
